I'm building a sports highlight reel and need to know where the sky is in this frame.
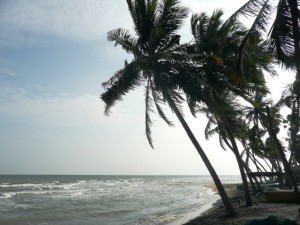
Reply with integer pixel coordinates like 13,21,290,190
0,0,295,175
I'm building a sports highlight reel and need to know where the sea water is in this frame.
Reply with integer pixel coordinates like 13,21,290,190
0,175,241,225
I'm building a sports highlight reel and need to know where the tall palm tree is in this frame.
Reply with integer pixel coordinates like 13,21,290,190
243,93,285,186
200,92,253,206
244,92,298,191
101,0,235,216
226,0,300,197
175,8,275,206
243,94,282,171
278,85,300,165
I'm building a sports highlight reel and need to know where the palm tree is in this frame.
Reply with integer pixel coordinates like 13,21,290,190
278,85,300,165
243,94,281,171
243,93,285,187
175,8,275,206
101,0,235,216
226,0,300,197
200,92,253,206
244,92,298,191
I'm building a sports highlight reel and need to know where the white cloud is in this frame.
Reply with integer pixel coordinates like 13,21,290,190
0,0,259,50
0,0,253,48
0,0,131,45
0,85,125,128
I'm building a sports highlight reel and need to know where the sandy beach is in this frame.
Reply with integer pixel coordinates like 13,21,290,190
181,184,300,225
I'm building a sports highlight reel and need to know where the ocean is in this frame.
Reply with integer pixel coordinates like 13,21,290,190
0,175,241,225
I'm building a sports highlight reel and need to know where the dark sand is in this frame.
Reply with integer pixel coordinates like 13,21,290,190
184,184,300,225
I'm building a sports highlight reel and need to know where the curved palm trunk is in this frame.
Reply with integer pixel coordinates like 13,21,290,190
232,148,253,206
289,99,300,164
265,106,299,200
249,154,264,183
250,153,271,174
251,153,263,173
242,162,262,193
250,153,265,183
224,125,253,206
166,97,236,216
256,137,274,172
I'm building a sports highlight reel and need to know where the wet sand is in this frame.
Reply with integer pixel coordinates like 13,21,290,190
182,184,300,225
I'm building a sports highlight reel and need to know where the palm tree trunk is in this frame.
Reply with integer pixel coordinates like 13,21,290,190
250,153,264,172
254,130,275,172
242,162,262,193
224,124,252,206
290,99,300,164
166,97,236,217
265,106,299,199
250,153,268,173
249,154,264,183
256,134,285,185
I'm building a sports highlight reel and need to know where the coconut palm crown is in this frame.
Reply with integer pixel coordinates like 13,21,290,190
101,0,189,148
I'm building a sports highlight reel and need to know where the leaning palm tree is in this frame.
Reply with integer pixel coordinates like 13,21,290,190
225,0,300,197
101,0,235,216
177,9,275,206
245,91,298,190
199,92,253,206
243,93,285,187
277,84,300,165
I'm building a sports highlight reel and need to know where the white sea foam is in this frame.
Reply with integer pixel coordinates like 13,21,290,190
0,175,241,225
0,192,17,199
77,180,86,183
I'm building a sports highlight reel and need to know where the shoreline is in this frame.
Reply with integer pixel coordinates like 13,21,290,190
180,184,300,225
166,193,221,225
166,183,237,225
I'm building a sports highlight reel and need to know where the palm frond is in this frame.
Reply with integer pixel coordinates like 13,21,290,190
101,61,141,115
275,83,293,108
191,12,209,48
191,9,225,54
156,0,189,36
208,9,224,36
204,116,217,140
156,34,181,53
151,82,174,127
151,68,185,115
268,0,298,69
222,0,269,28
107,28,140,56
163,88,184,115
187,96,197,117
236,0,272,75
219,130,230,150
145,78,155,148
126,0,152,40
